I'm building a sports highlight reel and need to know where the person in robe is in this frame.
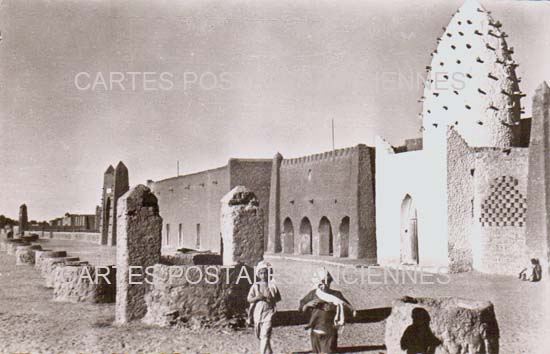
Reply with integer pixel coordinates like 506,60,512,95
247,261,281,354
299,267,356,353
519,258,542,282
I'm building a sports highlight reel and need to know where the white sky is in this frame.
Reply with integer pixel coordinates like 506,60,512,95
0,0,549,221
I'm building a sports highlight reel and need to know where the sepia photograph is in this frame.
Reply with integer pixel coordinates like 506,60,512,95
0,0,549,353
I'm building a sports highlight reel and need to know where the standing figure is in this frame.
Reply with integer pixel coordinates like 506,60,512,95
247,261,282,354
299,268,355,353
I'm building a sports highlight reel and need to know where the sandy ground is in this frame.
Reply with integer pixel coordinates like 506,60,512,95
0,239,549,354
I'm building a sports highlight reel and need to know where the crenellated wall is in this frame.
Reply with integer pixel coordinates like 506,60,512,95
270,144,376,261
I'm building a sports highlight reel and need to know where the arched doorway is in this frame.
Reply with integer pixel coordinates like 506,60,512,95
282,218,294,254
400,195,419,264
339,217,350,258
299,217,313,255
318,217,333,256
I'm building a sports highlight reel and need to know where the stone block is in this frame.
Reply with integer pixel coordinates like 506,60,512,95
52,264,116,303
220,186,264,267
0,239,7,252
42,257,80,288
116,184,162,324
6,240,30,255
34,250,67,269
385,296,499,354
142,264,251,327
15,245,42,265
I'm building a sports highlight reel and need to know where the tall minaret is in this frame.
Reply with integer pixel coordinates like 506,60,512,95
421,0,523,149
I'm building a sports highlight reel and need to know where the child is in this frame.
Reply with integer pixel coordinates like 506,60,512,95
247,261,281,354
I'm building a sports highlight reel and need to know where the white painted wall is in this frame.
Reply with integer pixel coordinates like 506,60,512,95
375,135,449,269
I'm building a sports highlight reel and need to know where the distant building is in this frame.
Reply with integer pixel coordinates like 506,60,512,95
49,213,97,231
49,217,63,227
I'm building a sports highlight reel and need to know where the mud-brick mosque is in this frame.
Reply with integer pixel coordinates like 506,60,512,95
96,0,550,277
376,0,548,275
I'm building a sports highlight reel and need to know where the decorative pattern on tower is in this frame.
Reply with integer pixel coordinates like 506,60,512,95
421,0,523,148
480,176,526,227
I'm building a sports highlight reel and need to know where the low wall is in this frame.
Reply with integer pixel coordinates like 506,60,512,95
52,264,116,303
25,231,100,244
142,264,252,327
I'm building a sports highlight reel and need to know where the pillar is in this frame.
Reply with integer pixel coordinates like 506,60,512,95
221,186,264,267
526,81,550,273
18,204,28,236
267,153,283,253
115,184,162,324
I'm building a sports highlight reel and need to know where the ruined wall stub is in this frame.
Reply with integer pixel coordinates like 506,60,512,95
115,184,162,324
526,81,550,270
221,186,264,267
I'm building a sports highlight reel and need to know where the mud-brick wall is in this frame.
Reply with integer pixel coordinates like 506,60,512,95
150,159,271,254
277,145,376,260
473,148,529,275
228,159,272,251
150,166,230,253
446,129,476,273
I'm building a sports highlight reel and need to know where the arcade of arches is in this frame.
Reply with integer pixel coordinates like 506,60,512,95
277,216,350,258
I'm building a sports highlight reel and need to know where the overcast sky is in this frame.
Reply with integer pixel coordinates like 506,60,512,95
0,0,549,221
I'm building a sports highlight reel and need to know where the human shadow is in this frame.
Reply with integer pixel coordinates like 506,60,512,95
273,307,391,327
400,307,441,354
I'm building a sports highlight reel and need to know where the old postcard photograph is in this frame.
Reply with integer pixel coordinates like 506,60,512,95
0,0,549,353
